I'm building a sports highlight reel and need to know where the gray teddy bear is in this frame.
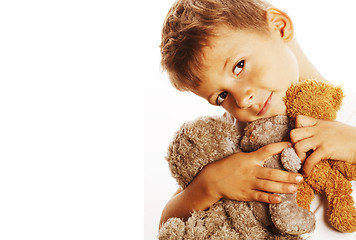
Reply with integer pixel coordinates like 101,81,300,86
158,114,315,239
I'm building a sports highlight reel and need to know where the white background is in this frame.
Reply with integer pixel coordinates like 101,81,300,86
0,0,143,239
145,0,356,240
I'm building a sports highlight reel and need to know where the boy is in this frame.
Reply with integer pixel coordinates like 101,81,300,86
159,0,356,233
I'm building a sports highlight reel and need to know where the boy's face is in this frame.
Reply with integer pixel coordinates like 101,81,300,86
193,26,299,122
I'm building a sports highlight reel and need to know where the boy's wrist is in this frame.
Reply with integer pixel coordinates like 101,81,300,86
197,163,222,205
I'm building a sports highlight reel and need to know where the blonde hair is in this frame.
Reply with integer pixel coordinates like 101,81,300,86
160,0,272,91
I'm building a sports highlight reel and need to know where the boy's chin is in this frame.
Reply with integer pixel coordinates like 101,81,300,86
265,105,287,117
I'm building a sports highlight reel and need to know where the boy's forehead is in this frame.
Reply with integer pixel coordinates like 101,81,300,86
201,28,244,66
202,27,269,64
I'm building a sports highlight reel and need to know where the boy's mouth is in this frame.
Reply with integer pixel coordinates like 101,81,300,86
257,93,273,116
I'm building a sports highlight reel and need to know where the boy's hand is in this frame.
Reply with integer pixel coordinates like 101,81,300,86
291,115,356,177
202,142,304,204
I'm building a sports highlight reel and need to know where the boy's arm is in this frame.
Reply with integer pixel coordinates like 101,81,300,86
159,171,220,229
291,115,356,176
159,142,304,228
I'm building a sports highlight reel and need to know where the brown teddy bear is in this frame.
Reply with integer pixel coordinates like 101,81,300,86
158,80,356,239
284,80,356,232
158,115,306,239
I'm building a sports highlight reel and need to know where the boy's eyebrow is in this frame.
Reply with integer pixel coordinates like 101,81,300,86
223,57,233,71
223,57,231,71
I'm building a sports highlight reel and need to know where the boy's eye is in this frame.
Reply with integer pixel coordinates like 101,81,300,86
233,60,245,75
216,91,227,105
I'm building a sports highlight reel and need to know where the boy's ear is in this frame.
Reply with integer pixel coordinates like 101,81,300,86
266,7,294,41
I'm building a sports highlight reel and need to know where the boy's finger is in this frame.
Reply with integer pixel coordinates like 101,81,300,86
302,148,324,177
256,167,303,184
290,127,314,144
253,178,298,194
252,191,281,204
255,142,292,161
295,115,318,128
294,137,316,162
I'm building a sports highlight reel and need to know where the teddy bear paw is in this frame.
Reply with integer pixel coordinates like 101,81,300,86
270,194,315,235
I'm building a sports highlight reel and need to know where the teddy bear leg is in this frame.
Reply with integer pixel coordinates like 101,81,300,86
324,172,356,232
208,225,240,240
200,200,239,237
269,193,315,235
248,201,273,227
158,217,186,240
182,201,239,239
159,206,227,240
224,199,272,239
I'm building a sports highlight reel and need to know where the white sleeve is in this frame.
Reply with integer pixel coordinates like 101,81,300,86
302,90,356,239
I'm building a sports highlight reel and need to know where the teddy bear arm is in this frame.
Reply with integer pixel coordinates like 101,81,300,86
330,160,356,181
296,182,314,211
269,153,316,235
280,147,301,173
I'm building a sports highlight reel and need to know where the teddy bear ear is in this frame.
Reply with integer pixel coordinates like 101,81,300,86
284,80,345,120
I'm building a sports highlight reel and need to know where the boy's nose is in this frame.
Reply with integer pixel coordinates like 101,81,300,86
233,89,254,109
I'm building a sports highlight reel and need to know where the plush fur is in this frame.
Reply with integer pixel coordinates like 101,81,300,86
159,116,304,239
284,80,356,232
